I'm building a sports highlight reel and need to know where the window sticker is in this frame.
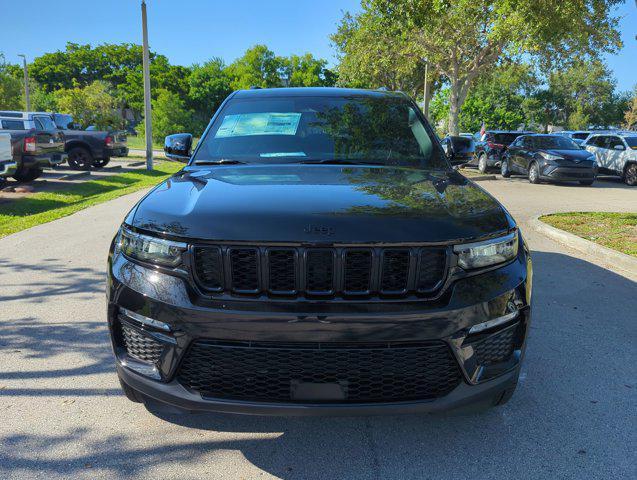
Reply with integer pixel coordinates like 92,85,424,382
215,113,302,138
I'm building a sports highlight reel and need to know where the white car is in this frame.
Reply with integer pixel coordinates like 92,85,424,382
0,132,17,187
582,132,637,186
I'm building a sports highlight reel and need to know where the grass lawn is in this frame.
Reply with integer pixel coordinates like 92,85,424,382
540,212,637,257
0,161,183,238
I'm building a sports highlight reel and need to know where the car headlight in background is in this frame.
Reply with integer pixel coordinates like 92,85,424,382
454,231,519,270
539,152,563,162
118,227,187,267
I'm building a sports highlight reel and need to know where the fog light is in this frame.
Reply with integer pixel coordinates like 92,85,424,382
468,310,519,334
120,307,170,331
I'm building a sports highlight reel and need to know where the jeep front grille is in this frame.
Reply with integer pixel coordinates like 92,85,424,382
192,245,448,299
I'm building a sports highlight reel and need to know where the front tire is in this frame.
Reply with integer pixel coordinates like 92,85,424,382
624,163,637,186
13,165,43,182
67,146,93,170
478,154,488,173
501,159,511,177
528,162,540,184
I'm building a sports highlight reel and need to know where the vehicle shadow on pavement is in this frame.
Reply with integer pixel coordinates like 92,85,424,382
502,175,632,190
0,251,635,479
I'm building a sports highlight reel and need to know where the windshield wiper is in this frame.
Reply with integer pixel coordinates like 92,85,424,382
193,159,247,165
299,159,386,166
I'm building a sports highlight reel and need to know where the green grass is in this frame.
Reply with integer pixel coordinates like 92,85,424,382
0,161,184,238
540,212,637,257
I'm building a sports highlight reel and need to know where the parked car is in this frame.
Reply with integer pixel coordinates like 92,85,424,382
0,131,15,188
472,130,532,172
581,132,637,186
440,135,475,165
52,113,129,169
108,87,532,415
501,134,597,185
553,130,591,145
0,112,67,182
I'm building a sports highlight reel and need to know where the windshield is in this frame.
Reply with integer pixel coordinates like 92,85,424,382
532,135,580,150
572,132,590,140
624,137,637,149
493,133,521,145
192,95,445,169
54,114,74,129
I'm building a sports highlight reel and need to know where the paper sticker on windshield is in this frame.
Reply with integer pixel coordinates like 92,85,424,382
215,113,301,138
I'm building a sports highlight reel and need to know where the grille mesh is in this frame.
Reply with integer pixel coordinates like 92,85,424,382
230,249,259,292
193,245,447,299
120,322,164,364
178,341,462,403
471,323,518,366
344,250,373,293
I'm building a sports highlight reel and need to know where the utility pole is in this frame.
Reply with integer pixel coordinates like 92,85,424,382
423,61,429,119
141,0,153,170
18,54,31,111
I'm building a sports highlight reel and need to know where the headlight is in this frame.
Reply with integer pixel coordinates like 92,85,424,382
454,231,518,270
539,152,563,161
118,227,187,267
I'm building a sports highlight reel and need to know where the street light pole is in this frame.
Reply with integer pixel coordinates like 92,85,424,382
141,0,153,170
18,54,31,111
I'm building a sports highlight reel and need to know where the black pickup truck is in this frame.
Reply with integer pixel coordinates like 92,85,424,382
53,113,128,169
0,112,67,182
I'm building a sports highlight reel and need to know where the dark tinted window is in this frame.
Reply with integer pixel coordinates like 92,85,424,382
606,136,623,149
531,135,580,150
54,113,74,129
493,133,520,145
624,137,637,148
1,119,26,129
194,95,445,169
572,132,590,140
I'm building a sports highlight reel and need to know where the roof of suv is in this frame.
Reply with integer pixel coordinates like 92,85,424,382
232,87,408,99
0,111,52,119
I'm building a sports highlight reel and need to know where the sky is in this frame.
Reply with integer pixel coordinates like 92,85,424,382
0,0,635,92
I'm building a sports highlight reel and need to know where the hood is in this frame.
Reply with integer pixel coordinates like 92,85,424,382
543,149,595,162
129,165,512,243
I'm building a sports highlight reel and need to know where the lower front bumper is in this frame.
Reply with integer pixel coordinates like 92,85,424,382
541,166,596,182
118,362,520,416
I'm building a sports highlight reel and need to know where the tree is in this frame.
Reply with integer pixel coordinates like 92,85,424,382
335,0,623,134
188,58,232,132
138,89,193,144
625,87,637,130
279,53,336,87
331,11,432,100
225,45,282,90
0,54,23,110
55,80,120,129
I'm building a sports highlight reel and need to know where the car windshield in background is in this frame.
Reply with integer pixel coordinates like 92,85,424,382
572,132,590,140
1,119,25,129
54,113,73,129
624,137,637,149
193,95,445,169
493,133,521,145
532,135,580,150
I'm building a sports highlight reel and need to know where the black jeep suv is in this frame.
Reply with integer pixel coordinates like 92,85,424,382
107,88,532,415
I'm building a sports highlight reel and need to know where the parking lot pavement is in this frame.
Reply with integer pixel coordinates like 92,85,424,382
0,177,635,480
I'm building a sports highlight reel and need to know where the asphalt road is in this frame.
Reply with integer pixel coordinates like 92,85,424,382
1,176,635,480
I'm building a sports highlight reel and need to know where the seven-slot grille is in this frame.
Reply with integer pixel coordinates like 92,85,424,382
177,340,462,403
192,245,448,298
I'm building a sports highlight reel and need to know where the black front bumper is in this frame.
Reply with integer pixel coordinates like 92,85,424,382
107,244,532,415
540,165,596,182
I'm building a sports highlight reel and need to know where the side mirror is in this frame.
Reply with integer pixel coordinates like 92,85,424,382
613,144,625,151
164,133,193,162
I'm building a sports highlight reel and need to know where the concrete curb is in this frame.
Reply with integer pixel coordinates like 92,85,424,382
466,174,497,181
529,215,637,275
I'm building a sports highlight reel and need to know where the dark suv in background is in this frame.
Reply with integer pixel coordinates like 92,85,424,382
472,130,532,173
107,88,532,415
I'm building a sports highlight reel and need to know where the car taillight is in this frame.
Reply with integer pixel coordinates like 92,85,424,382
105,136,113,147
23,136,36,153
